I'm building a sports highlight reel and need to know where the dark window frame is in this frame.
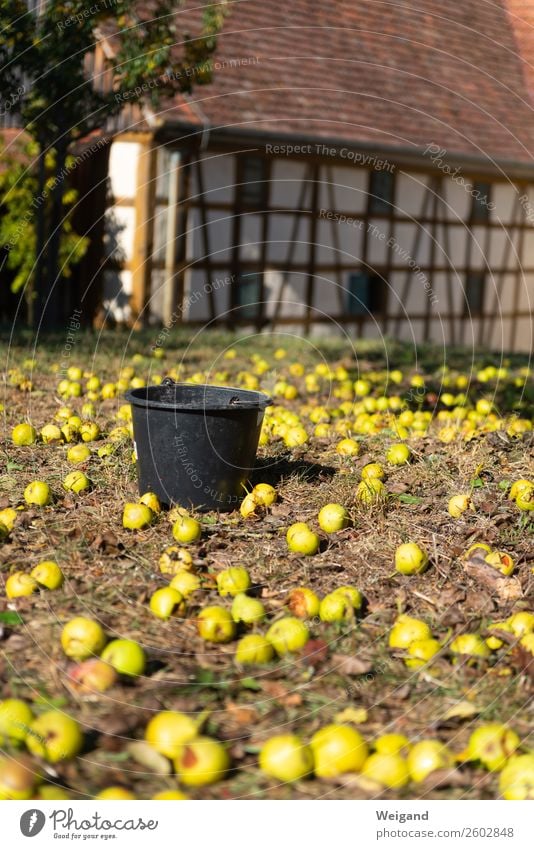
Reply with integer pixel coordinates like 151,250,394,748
346,270,387,316
470,181,492,222
367,170,395,216
238,155,269,210
235,270,263,319
464,270,486,316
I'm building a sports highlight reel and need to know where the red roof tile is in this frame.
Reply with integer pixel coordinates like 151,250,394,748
151,0,534,167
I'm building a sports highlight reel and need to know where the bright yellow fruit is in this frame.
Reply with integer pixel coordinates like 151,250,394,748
361,752,409,788
145,711,198,759
310,724,368,777
259,735,313,782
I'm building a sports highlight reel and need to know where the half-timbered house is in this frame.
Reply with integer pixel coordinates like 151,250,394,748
102,1,534,350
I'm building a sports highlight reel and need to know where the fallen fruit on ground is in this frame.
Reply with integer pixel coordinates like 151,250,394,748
286,522,320,555
96,786,136,799
0,699,34,745
149,587,185,620
145,710,198,759
216,566,251,596
101,639,146,676
450,633,491,658
235,634,274,664
24,480,51,507
12,423,37,446
61,617,107,660
361,752,410,788
122,502,153,530
0,754,40,800
197,606,236,643
310,724,368,777
266,617,309,655
374,734,411,756
63,471,91,493
5,571,38,599
139,492,161,514
386,443,411,465
26,711,83,762
259,734,314,782
395,542,429,575
152,789,188,799
389,615,432,649
447,493,472,518
159,546,194,574
30,560,64,590
466,724,520,771
407,740,454,782
318,503,349,533
67,659,117,693
498,754,534,799
231,593,265,624
172,516,201,543
252,483,277,506
174,737,230,786
287,587,320,619
319,592,353,622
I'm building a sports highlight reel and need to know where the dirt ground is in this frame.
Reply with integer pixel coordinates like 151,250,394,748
1,330,533,799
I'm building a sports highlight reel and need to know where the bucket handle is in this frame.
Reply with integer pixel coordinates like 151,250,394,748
160,377,246,406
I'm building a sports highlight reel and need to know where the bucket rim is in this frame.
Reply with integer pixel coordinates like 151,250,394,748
125,382,273,412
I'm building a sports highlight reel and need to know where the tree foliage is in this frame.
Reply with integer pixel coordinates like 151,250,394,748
0,0,228,320
0,139,88,294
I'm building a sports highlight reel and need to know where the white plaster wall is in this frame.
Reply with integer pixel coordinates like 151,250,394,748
108,142,140,199
267,214,310,263
191,153,236,204
270,160,310,208
395,173,429,218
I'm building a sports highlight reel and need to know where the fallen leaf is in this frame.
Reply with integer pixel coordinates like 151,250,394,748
419,768,483,792
260,680,302,706
298,638,329,665
331,654,373,677
224,702,258,725
464,556,522,601
442,701,481,721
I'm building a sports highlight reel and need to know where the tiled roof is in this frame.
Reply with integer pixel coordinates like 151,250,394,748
152,0,534,167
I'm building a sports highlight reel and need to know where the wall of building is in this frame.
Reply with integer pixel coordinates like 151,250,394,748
105,138,534,351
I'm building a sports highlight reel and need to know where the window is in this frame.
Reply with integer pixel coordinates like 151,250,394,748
236,272,262,319
240,156,268,209
464,271,485,315
346,271,386,315
368,171,394,214
470,181,491,222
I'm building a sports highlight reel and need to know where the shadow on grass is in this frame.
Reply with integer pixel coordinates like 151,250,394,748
251,453,337,487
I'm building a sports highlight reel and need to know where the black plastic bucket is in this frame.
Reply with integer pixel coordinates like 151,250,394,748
125,379,272,511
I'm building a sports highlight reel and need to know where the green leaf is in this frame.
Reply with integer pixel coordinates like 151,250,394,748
498,480,511,491
397,494,422,504
470,477,485,488
239,677,262,691
6,461,23,472
0,611,23,625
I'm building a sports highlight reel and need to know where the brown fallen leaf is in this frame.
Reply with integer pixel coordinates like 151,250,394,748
223,702,259,725
511,645,534,682
298,638,329,665
260,680,303,706
331,654,373,677
464,555,522,601
419,768,486,792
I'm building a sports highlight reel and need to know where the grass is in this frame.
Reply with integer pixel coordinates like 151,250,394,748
0,330,533,800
